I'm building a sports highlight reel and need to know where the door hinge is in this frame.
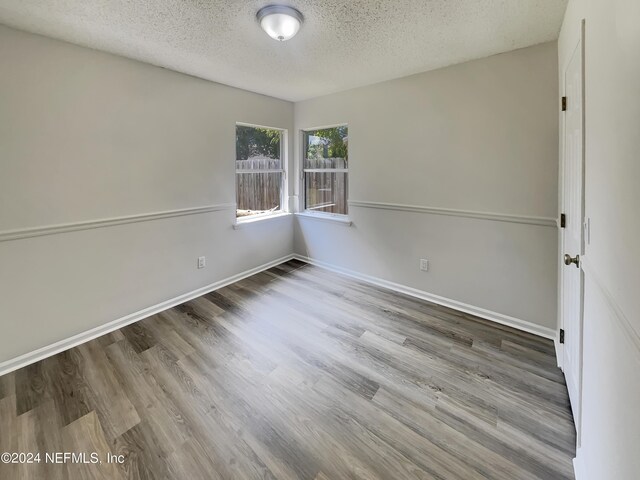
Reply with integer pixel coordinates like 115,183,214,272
560,213,566,228
559,329,565,344
561,96,567,112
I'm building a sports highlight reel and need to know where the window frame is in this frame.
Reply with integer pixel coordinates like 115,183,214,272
235,122,288,224
300,123,349,218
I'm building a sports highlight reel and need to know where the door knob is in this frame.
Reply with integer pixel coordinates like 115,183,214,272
564,254,580,268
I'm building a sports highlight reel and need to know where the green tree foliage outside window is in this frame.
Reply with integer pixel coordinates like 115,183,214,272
305,126,348,161
236,125,281,160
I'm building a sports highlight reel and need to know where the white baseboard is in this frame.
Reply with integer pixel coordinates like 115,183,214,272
293,254,556,340
0,254,295,376
573,450,585,480
0,252,556,376
554,336,564,371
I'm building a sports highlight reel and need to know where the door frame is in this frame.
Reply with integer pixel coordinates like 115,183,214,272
558,19,586,446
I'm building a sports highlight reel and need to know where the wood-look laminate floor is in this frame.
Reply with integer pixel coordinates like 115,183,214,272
0,260,575,480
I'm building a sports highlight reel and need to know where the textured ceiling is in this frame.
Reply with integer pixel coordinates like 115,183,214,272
0,1,567,101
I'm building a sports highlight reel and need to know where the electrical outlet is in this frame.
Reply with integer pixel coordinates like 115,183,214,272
420,259,429,272
197,256,206,269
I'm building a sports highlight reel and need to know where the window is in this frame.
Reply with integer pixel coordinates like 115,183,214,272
302,125,348,216
235,124,285,219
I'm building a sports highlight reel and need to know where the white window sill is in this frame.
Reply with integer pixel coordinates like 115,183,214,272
295,212,353,226
233,212,291,229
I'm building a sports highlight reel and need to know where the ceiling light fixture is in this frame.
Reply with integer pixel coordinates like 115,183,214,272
257,5,304,42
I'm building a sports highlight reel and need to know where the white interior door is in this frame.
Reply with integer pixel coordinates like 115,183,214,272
561,35,585,438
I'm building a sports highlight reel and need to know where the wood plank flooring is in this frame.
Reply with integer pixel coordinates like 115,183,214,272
0,260,576,479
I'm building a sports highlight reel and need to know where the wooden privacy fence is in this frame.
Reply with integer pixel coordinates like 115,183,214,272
236,157,282,215
235,157,348,215
304,158,348,215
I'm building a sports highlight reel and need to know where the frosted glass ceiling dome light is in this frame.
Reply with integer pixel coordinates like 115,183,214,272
257,5,304,42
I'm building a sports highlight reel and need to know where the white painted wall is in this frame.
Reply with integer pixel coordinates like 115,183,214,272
294,42,559,334
0,25,294,365
559,1,640,478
